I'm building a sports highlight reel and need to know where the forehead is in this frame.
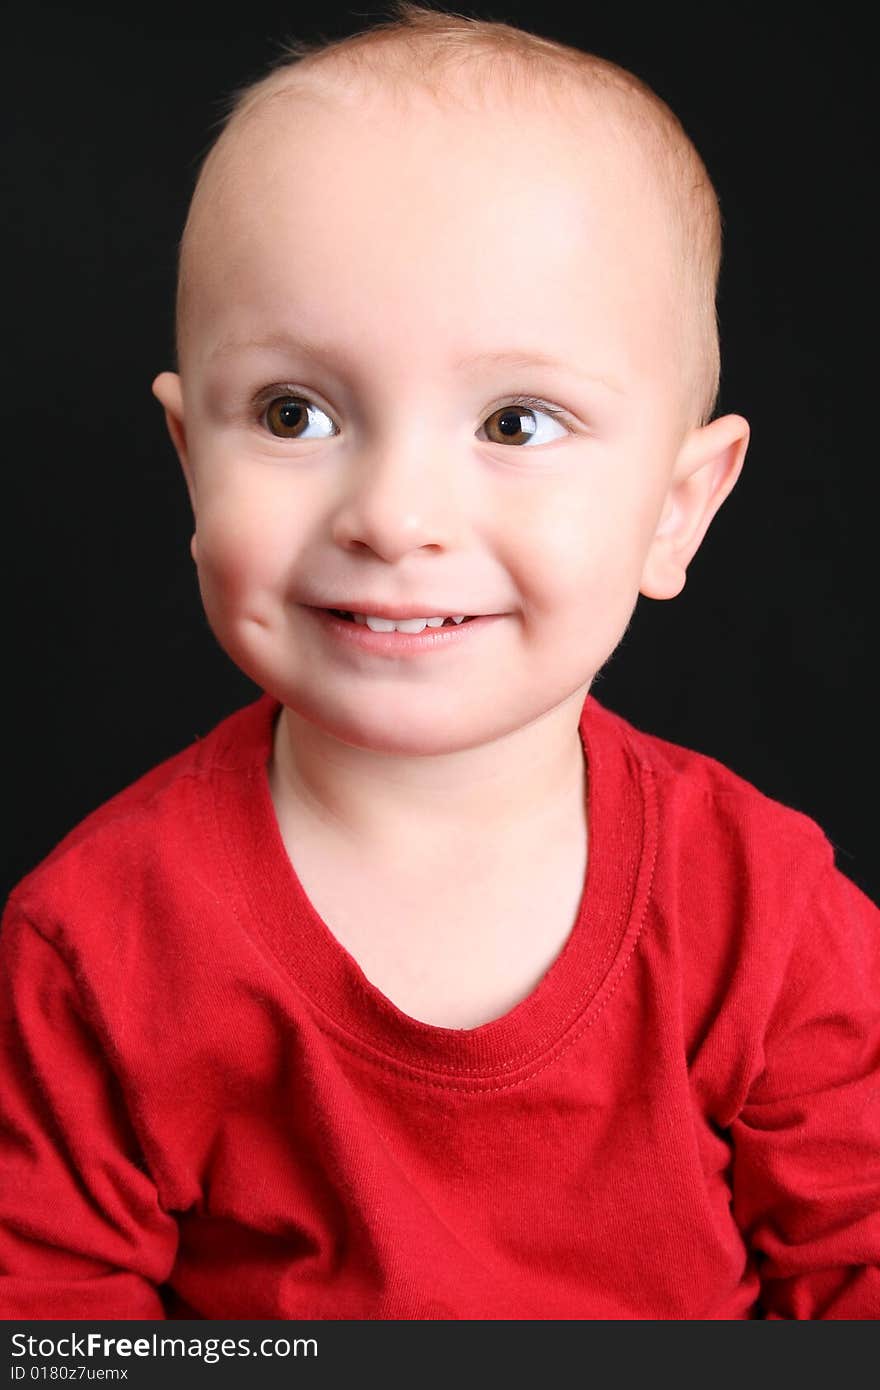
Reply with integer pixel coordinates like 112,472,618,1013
182,82,677,390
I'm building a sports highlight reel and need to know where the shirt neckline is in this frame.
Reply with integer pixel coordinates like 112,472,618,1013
210,691,656,1086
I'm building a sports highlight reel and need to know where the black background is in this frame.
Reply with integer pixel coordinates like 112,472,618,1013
4,3,876,906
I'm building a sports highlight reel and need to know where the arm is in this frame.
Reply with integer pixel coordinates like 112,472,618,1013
0,901,179,1318
730,857,880,1318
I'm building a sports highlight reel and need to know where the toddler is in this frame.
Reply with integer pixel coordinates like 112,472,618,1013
2,2,878,1320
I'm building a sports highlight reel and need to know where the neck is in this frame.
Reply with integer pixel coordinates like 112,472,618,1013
268,690,591,860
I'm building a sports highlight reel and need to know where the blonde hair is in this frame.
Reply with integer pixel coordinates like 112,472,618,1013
176,1,723,428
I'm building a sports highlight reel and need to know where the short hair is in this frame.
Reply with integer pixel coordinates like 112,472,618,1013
175,1,722,429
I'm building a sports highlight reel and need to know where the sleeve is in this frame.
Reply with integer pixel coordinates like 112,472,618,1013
730,857,880,1319
0,899,179,1318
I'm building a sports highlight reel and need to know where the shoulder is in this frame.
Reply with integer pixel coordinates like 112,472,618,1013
581,696,849,1042
4,693,277,947
582,700,879,1119
585,695,836,885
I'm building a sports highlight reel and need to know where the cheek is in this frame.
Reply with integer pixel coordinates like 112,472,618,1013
192,478,296,622
503,468,652,617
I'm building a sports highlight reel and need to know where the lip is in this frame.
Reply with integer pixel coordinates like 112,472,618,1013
315,603,478,621
305,606,504,656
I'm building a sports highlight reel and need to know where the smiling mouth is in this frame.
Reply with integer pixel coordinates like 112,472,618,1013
328,610,476,627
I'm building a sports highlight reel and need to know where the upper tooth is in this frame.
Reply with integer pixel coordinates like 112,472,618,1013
379,616,427,633
355,614,467,633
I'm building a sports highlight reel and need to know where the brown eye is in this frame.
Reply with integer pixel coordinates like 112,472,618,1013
481,402,568,447
484,405,537,445
263,395,336,439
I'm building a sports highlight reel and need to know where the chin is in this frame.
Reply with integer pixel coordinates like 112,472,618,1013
277,686,509,756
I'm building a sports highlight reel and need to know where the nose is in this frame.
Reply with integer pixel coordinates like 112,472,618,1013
329,435,465,561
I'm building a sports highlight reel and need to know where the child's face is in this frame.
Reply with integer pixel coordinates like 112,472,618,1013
155,87,746,757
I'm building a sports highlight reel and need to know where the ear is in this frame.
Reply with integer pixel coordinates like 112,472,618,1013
152,371,198,563
639,413,750,600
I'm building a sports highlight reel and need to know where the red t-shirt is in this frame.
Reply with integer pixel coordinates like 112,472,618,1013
1,692,878,1319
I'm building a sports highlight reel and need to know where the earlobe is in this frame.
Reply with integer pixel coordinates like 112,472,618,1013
640,413,750,601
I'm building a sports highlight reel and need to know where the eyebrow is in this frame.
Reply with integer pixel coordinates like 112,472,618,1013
208,332,625,395
454,348,624,395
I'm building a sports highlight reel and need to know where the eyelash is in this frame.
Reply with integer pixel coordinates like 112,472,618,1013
252,389,573,440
